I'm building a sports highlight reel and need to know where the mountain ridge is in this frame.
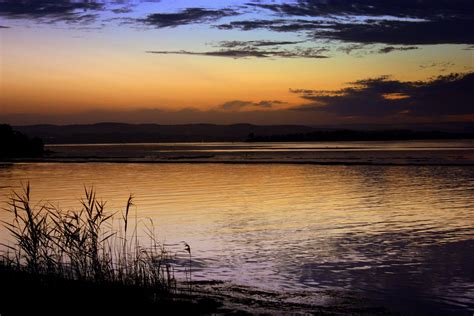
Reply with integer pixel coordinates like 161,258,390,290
13,122,474,144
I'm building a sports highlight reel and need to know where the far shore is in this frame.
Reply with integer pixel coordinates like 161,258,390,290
3,137,474,166
2,157,474,166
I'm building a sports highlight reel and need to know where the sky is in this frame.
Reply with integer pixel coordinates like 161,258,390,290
0,0,473,126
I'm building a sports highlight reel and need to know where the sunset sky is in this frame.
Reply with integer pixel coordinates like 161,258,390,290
0,0,473,125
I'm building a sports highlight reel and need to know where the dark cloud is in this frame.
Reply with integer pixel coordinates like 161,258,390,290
249,0,474,20
146,47,328,59
220,100,285,110
219,0,474,46
320,19,474,45
218,18,474,45
0,25,10,28
1,0,472,48
139,8,238,28
0,0,104,23
290,72,474,118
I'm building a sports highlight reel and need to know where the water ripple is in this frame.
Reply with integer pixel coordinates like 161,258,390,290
0,163,473,314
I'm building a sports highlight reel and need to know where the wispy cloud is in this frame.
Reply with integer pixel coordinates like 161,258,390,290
419,62,456,70
216,19,330,32
214,40,304,48
139,8,238,28
146,47,328,59
220,100,285,111
377,46,418,54
111,6,133,14
336,43,418,56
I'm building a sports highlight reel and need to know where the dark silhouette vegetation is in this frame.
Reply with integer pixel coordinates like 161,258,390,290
14,123,315,144
0,185,209,315
246,129,474,142
13,122,474,144
0,124,44,157
0,265,222,316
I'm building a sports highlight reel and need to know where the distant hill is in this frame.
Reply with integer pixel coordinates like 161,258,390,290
14,123,317,144
13,123,474,144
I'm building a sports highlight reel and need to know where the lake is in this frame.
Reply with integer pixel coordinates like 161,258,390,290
1,142,474,314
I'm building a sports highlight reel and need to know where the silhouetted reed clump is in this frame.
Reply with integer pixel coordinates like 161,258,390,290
0,184,190,293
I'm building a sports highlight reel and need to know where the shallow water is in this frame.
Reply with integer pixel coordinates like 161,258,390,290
1,157,474,314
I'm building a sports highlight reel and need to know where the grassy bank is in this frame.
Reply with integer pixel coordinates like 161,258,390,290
0,184,222,315
0,264,223,315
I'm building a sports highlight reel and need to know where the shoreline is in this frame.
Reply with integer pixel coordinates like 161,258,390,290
0,265,394,315
1,158,474,166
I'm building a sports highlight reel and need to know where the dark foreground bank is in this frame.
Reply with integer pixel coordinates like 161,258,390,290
0,264,218,316
0,264,395,316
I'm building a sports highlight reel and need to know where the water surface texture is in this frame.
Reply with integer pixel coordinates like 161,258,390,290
1,161,473,314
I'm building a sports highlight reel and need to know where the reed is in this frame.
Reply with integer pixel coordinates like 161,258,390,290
0,183,189,293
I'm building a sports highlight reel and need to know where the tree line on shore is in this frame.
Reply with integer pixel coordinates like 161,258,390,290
246,129,474,142
0,124,44,157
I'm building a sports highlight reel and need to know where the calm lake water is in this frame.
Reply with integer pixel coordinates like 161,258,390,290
1,142,474,314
